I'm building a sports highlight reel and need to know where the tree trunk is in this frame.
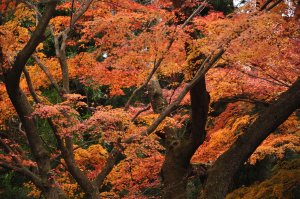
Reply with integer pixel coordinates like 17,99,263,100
147,75,167,113
5,82,50,178
1,2,66,198
58,50,70,93
201,77,300,199
161,2,214,198
161,78,210,199
3,84,67,198
43,186,67,199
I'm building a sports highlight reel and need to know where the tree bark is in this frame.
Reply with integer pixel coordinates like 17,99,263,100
161,78,210,199
48,120,100,198
53,33,70,94
3,82,66,198
201,77,300,199
1,2,68,198
43,187,67,199
23,67,40,103
147,75,167,113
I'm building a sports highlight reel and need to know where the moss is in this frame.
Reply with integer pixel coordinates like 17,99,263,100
226,159,300,199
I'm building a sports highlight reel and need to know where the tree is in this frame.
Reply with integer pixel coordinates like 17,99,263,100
0,0,299,198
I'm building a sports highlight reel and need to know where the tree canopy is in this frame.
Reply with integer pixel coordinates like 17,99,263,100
0,0,299,198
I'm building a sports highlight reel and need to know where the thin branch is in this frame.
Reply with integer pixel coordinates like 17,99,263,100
0,131,27,157
0,139,42,187
237,68,290,88
23,67,40,103
70,0,75,30
57,0,94,38
265,73,291,87
22,0,42,18
47,119,97,195
124,2,208,110
181,1,207,28
124,39,175,110
259,0,273,11
0,160,44,190
131,105,151,122
31,55,61,93
266,0,283,11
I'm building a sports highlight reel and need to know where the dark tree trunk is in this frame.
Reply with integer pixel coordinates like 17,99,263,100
0,2,68,198
161,78,210,199
201,77,300,199
160,1,214,198
3,80,67,198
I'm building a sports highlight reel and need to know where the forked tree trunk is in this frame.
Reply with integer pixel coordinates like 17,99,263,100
160,1,221,198
201,77,300,199
161,78,210,199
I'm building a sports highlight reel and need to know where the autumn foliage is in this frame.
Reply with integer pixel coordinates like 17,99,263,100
0,0,299,198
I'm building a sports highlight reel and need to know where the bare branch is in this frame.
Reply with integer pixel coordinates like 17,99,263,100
182,1,207,28
31,55,61,92
259,0,273,11
131,105,151,122
266,0,283,11
23,67,40,103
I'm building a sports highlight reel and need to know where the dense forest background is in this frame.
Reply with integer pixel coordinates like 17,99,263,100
0,0,299,198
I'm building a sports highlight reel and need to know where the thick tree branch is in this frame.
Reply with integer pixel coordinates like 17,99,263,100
161,77,210,199
147,75,167,113
94,146,123,188
127,0,285,141
202,77,300,199
259,0,273,11
4,1,57,88
142,49,224,137
48,120,100,198
266,0,283,11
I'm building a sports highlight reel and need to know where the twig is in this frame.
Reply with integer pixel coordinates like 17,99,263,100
131,105,151,122
266,0,283,11
259,0,273,11
182,1,207,28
